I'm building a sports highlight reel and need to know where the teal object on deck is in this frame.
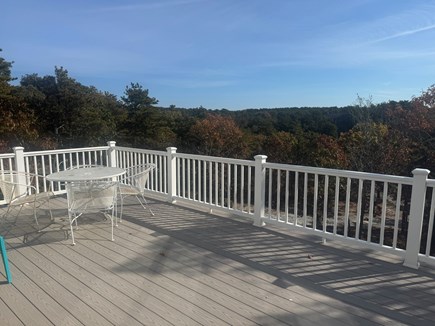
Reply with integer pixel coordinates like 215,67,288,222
0,236,12,283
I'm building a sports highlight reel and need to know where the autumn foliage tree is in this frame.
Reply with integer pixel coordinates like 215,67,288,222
262,131,297,163
340,122,412,175
383,88,435,174
188,114,249,158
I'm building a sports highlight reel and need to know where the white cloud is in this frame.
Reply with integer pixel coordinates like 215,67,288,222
369,23,435,44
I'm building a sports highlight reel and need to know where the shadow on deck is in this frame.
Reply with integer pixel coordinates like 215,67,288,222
0,196,434,325
122,198,435,326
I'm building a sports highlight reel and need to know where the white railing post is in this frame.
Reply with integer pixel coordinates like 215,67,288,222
13,146,27,194
107,141,117,167
403,168,430,269
254,155,267,227
13,147,25,173
167,147,177,203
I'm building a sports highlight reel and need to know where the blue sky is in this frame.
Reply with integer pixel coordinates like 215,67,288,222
2,0,435,110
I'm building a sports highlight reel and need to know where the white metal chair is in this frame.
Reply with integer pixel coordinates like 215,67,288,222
118,164,156,222
66,180,117,245
0,171,53,231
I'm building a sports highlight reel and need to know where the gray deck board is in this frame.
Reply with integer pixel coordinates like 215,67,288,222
36,237,170,326
112,224,372,325
107,222,354,326
12,247,113,326
7,227,148,326
91,227,293,326
81,227,278,325
0,296,24,326
0,196,435,325
74,233,244,325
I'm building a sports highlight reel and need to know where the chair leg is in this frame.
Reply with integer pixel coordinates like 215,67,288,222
68,213,77,245
110,210,114,242
47,197,54,222
137,194,154,216
118,195,124,224
114,201,118,227
32,202,40,232
12,205,23,225
2,205,13,224
0,236,12,284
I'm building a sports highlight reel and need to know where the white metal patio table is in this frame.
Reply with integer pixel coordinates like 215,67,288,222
46,166,125,183
47,166,126,244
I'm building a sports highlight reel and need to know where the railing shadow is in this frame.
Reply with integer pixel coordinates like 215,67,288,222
121,198,435,326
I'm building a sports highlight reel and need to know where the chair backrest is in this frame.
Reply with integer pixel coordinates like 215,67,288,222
0,171,34,204
58,160,103,171
124,164,156,194
0,176,16,204
66,164,103,170
67,181,117,213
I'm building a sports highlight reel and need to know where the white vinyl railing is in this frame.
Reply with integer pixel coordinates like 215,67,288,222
174,152,255,214
261,162,414,251
17,145,109,194
422,180,435,265
115,145,168,195
0,141,433,269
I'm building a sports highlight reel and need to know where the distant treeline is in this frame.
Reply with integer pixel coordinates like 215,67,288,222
1,51,434,176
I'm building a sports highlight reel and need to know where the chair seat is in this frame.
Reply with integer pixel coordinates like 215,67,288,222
118,184,140,195
11,191,54,206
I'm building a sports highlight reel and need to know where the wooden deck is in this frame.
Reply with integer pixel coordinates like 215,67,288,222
1,196,435,326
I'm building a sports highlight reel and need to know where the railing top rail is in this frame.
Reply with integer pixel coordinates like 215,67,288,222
427,179,435,187
23,146,110,157
175,152,255,166
115,146,166,156
264,161,414,184
0,153,15,159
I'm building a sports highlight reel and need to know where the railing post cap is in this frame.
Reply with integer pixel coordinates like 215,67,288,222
13,146,24,152
254,155,267,161
412,168,430,176
107,141,116,147
166,147,177,153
